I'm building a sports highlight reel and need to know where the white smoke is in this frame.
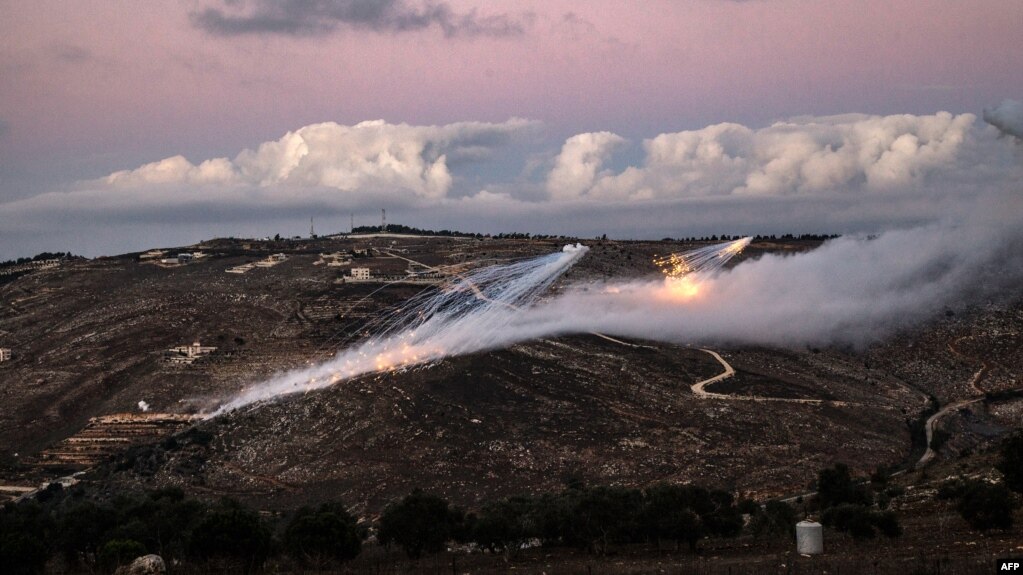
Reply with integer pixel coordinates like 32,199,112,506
211,244,589,414
514,211,1023,349
138,400,150,412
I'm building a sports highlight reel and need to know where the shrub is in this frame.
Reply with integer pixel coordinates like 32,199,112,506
997,432,1023,493
749,500,797,539
98,539,146,572
283,502,361,567
469,496,537,557
956,481,1019,531
821,504,901,541
816,463,872,509
378,490,463,559
189,499,272,573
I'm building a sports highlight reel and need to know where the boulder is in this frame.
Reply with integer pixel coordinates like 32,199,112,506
114,554,166,575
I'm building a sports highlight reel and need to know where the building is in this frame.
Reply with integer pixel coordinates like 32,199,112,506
0,348,11,362
177,253,194,263
165,341,217,365
349,267,371,281
254,253,288,268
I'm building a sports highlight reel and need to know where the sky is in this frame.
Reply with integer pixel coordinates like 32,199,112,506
1,0,1021,259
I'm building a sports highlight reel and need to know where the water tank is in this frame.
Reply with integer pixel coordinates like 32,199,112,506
795,520,823,555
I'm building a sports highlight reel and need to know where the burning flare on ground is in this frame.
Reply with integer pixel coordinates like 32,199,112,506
655,237,751,301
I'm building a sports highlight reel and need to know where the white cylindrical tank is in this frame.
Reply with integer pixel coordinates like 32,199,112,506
795,521,823,555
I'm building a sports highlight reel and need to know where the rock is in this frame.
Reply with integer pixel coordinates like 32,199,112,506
114,554,166,575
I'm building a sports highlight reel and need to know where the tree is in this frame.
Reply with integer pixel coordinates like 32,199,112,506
821,504,877,540
56,501,118,566
821,504,901,541
749,500,797,539
189,500,272,574
640,484,703,551
469,497,537,558
0,533,50,575
997,432,1023,493
378,490,462,559
816,463,872,509
283,502,361,568
956,481,1019,531
98,539,147,572
566,486,643,554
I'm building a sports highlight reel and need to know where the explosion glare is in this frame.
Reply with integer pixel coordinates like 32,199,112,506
210,244,588,415
655,237,751,301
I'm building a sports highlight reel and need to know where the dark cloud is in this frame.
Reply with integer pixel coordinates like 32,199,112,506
983,99,1023,140
51,43,92,63
191,0,530,38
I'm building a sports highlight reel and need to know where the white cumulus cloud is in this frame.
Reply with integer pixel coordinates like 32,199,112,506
103,119,537,200
547,112,1016,201
546,131,626,200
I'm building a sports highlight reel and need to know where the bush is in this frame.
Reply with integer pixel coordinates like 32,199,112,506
821,504,901,541
378,490,463,559
469,496,537,557
567,486,643,554
283,502,361,567
98,539,146,572
189,500,272,573
956,481,1019,531
640,484,703,550
0,533,50,575
816,463,872,509
997,432,1023,493
749,500,797,539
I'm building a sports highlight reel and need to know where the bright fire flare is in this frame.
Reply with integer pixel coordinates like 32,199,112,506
662,275,702,301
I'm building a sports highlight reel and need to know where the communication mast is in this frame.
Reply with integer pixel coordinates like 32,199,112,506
381,209,387,232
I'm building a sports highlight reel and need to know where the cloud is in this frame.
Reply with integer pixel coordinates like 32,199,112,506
983,99,1023,140
101,118,538,200
192,0,531,38
2,109,1021,260
546,131,626,200
547,112,1018,201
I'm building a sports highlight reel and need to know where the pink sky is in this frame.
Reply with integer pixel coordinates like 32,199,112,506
0,1,1021,258
2,1,1019,176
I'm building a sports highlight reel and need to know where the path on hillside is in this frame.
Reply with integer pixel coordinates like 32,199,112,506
916,335,991,468
690,348,857,406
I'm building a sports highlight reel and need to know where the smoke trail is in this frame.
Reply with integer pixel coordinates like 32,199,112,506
210,244,588,414
211,190,1021,415
505,201,1023,349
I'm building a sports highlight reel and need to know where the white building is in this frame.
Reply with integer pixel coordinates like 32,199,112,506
0,348,11,362
349,267,371,280
165,341,217,364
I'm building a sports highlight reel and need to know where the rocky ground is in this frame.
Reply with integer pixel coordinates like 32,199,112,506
0,234,1020,569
